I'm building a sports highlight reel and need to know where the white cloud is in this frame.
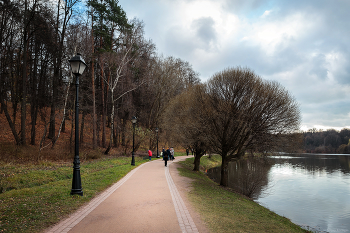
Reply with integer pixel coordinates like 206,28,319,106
241,12,315,55
261,10,272,18
118,0,350,130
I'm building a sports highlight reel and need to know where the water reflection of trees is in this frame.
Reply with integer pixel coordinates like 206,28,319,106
270,154,350,174
207,154,350,199
207,158,272,199
228,158,272,199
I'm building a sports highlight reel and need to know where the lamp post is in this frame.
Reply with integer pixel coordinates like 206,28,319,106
155,128,159,158
131,116,137,166
69,53,87,196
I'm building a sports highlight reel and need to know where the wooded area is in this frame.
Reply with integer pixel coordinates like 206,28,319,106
0,0,200,156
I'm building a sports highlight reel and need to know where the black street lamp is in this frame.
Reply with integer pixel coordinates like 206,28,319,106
131,116,137,166
69,53,87,196
155,128,159,158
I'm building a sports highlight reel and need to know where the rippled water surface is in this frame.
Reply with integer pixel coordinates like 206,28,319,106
208,154,350,233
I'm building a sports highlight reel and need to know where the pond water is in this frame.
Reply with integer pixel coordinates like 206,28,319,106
207,154,350,233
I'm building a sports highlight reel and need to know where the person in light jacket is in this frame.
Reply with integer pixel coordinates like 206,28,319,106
170,147,174,160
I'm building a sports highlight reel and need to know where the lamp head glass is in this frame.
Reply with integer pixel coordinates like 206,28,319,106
131,116,137,124
69,53,87,75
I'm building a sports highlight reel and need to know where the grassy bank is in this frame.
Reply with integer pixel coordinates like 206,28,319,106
0,156,148,232
178,155,308,233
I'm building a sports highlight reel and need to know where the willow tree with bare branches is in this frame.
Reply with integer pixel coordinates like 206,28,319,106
200,67,300,186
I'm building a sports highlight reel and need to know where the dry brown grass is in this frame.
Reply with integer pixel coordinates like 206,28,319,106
0,104,129,163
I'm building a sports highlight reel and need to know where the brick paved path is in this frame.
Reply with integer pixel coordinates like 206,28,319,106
45,157,200,233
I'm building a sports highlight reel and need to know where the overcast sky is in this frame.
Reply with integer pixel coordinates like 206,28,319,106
118,0,350,131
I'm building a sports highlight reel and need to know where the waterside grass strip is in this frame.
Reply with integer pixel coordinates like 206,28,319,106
178,155,309,233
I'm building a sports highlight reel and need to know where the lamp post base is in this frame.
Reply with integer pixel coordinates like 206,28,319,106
71,157,83,196
131,151,135,166
70,189,83,196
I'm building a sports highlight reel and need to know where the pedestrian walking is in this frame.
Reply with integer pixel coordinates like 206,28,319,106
148,149,152,161
166,148,171,162
162,148,165,160
163,148,168,167
170,147,174,160
186,148,189,156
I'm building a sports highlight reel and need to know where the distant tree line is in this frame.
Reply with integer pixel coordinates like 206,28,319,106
303,128,350,154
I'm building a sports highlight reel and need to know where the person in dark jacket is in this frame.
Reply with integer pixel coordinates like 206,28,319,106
163,148,168,167
162,148,166,160
166,148,171,161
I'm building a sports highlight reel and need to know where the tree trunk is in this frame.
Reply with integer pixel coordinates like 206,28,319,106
30,106,38,145
193,153,202,171
115,110,120,147
102,97,106,147
92,66,97,148
49,0,70,141
110,91,114,147
0,99,21,144
12,101,18,125
220,156,229,187
96,112,101,146
62,118,65,132
121,118,126,146
30,42,39,145
113,120,117,147
48,66,59,140
91,16,97,149
21,0,28,145
101,63,106,148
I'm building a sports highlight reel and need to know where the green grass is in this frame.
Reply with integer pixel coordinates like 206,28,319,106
178,155,309,233
0,153,308,232
0,157,148,233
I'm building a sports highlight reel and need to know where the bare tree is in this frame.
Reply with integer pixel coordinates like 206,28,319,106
100,19,152,151
198,67,300,186
163,85,208,171
48,0,79,142
164,67,301,186
138,55,199,149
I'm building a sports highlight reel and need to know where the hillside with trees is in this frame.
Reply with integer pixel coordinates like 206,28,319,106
0,0,200,162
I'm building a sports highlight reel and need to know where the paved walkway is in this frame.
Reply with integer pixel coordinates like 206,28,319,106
45,156,202,233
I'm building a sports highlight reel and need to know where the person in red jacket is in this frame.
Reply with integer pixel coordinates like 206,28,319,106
148,149,152,161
